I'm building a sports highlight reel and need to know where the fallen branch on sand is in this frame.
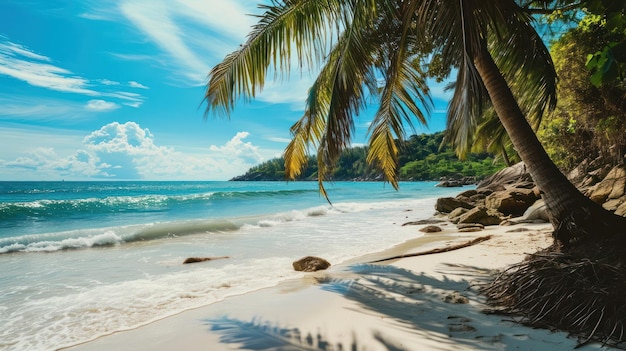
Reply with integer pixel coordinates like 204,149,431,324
369,235,492,263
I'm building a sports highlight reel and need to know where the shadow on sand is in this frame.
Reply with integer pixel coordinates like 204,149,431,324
205,263,511,350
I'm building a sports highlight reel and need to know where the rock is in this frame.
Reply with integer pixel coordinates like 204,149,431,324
292,256,331,272
419,225,442,233
589,165,626,203
448,207,469,223
602,197,626,212
435,197,474,214
616,202,626,217
436,180,463,187
568,158,590,185
458,207,502,226
183,256,229,264
457,189,478,198
522,199,550,222
485,188,539,216
477,162,533,190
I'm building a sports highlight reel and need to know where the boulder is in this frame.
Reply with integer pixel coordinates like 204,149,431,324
457,189,478,198
436,180,463,187
435,197,474,214
616,202,626,217
448,207,469,223
522,199,550,222
292,256,331,272
183,256,229,264
419,225,443,233
458,207,502,226
485,188,539,216
589,165,626,203
477,162,533,190
602,197,626,212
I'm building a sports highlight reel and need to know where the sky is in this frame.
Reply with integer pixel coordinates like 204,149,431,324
0,0,450,181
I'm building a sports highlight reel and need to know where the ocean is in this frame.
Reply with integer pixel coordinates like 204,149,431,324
0,181,464,351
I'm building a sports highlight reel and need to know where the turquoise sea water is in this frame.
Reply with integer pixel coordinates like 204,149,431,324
0,181,464,351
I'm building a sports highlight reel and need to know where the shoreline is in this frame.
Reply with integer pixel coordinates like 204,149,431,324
61,218,613,351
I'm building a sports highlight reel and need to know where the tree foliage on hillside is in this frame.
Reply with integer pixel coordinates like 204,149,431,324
232,132,505,181
538,13,626,171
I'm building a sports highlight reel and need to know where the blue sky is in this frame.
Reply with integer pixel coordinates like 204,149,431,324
0,0,450,181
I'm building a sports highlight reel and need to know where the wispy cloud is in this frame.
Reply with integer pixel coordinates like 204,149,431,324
115,0,261,85
0,95,121,120
129,81,149,89
86,99,120,112
0,37,147,108
0,40,99,95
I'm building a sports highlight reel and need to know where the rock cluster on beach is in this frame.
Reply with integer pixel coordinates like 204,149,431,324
434,161,626,229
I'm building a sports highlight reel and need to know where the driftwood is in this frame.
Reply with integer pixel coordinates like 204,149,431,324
369,235,492,263
183,256,230,264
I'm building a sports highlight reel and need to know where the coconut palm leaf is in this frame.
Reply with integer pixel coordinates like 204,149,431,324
204,0,348,117
367,3,432,189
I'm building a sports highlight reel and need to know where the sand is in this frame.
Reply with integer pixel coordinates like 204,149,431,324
63,220,613,351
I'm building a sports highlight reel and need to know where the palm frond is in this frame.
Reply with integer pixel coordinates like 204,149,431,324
367,4,433,188
204,0,345,117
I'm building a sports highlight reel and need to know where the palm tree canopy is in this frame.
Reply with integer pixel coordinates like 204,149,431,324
204,0,557,197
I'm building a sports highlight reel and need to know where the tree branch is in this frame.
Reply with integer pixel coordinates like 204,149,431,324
368,235,492,263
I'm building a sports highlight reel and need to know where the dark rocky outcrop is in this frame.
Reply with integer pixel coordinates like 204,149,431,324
292,256,331,272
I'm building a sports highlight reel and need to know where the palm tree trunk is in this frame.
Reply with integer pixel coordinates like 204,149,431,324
473,45,626,247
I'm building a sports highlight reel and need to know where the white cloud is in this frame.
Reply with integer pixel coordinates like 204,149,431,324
99,79,120,86
0,122,266,180
120,1,211,84
267,136,292,143
117,0,260,86
86,99,121,112
128,81,149,89
3,147,105,179
0,52,99,95
209,131,263,164
0,37,147,108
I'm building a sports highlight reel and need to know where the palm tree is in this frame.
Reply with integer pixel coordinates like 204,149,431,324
204,0,626,246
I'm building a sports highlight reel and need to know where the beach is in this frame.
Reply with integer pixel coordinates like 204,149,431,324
62,219,611,351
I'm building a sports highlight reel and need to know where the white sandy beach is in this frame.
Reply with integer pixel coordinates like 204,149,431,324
63,219,613,351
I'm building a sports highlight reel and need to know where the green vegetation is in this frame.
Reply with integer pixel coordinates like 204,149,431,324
232,132,505,181
538,13,626,171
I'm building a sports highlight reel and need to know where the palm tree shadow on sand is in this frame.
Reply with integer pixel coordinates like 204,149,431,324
205,263,520,351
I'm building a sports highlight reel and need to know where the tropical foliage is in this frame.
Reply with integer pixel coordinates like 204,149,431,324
232,132,505,181
538,13,626,171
